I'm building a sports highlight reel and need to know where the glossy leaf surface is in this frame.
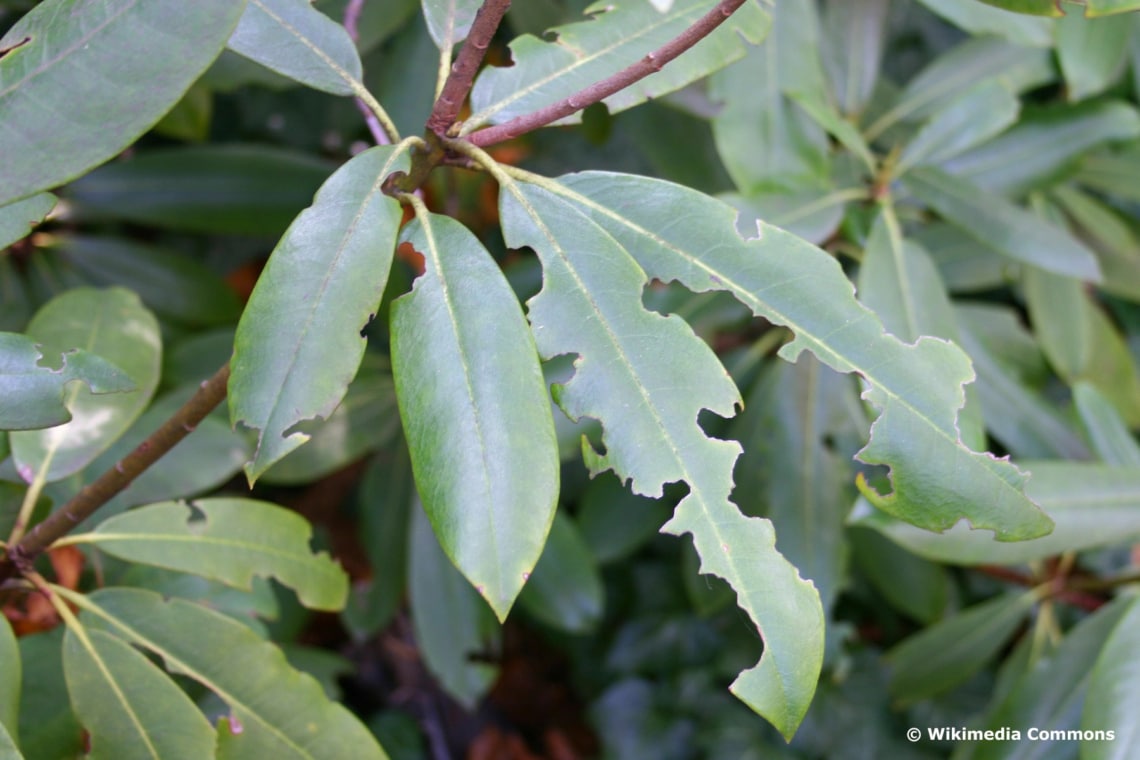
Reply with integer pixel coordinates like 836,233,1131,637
0,332,134,431
229,0,364,96
63,627,215,760
85,498,348,610
499,176,822,738
0,0,246,206
554,171,1052,539
229,145,408,482
0,194,55,250
68,588,389,760
391,212,558,619
10,288,160,482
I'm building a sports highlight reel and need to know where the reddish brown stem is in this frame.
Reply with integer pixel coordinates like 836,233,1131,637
467,0,747,148
0,364,232,583
426,0,513,137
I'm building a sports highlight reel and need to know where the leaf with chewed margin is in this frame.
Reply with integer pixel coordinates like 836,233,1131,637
549,170,1053,540
421,0,482,50
498,175,822,740
229,145,409,483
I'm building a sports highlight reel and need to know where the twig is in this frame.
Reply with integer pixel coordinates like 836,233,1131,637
426,0,513,137
0,363,232,583
467,0,747,148
343,0,392,145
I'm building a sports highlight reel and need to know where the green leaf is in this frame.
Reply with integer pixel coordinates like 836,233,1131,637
854,462,1140,565
865,36,1052,141
895,81,1020,175
552,171,1052,539
0,332,135,431
421,0,481,49
55,236,242,328
342,441,414,638
77,384,252,523
729,353,856,614
1024,266,1093,381
228,0,364,96
466,0,770,131
0,616,18,740
819,0,888,115
64,587,389,760
975,0,1063,14
1074,382,1140,466
850,527,949,624
518,511,604,633
229,145,408,482
914,0,1054,46
886,592,1037,704
0,193,55,250
1082,594,1140,759
392,211,558,619
63,627,216,759
65,145,335,237
0,0,247,207
1083,304,1140,426
0,722,22,760
1057,9,1132,100
316,0,418,53
1052,184,1140,301
1084,0,1140,14
260,357,398,485
956,303,1091,459
408,505,499,710
576,472,672,565
970,596,1133,760
152,82,213,143
499,175,822,738
943,101,1140,197
856,208,985,449
10,288,160,481
84,498,348,611
18,629,83,760
903,167,1102,281
710,1,830,193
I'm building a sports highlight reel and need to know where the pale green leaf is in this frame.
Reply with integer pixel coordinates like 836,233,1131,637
63,627,215,760
857,210,985,450
915,0,1054,46
1084,0,1140,14
896,81,1020,174
408,505,499,710
65,145,335,237
944,101,1140,198
977,0,1063,13
77,384,252,523
64,588,389,760
228,0,364,96
854,462,1140,565
865,36,1052,141
466,0,770,131
10,288,160,481
84,498,348,611
1052,184,1140,301
229,145,409,482
886,592,1037,704
0,193,55,250
1024,266,1093,381
0,616,17,741
820,0,888,115
1084,305,1140,425
0,0,247,206
722,187,850,246
518,511,604,633
1074,382,1140,466
500,175,824,739
261,357,398,485
1057,8,1131,100
391,212,559,619
1082,595,1140,759
729,353,855,614
710,2,830,193
421,0,481,49
553,171,1052,539
971,597,1132,760
0,722,21,760
1076,142,1140,202
0,332,135,431
903,167,1102,281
